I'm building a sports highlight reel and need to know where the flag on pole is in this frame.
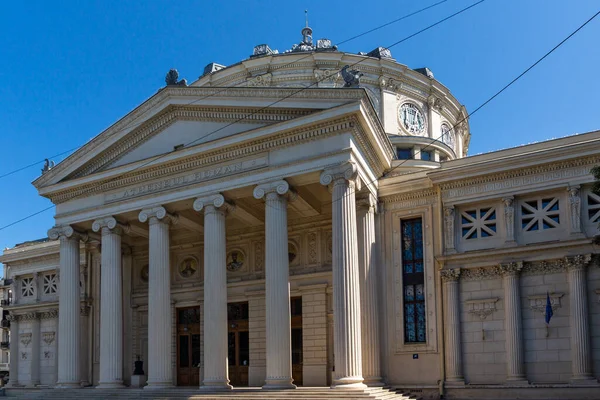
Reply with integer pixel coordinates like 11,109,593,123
545,292,553,325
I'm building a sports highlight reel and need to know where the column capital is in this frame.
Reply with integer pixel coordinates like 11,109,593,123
6,313,19,322
440,268,461,282
565,254,591,271
499,261,523,276
356,193,377,212
21,312,40,321
138,206,178,225
253,179,296,201
193,193,235,214
48,225,87,241
320,162,361,190
39,309,59,319
92,217,127,236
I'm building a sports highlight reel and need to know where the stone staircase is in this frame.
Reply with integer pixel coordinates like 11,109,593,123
3,387,420,400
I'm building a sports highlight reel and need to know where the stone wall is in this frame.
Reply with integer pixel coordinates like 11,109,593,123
248,294,266,386
588,261,600,381
300,284,327,386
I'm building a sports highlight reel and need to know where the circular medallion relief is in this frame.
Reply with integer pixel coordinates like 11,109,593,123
399,103,426,135
179,257,198,278
288,242,299,265
226,250,245,271
440,123,455,147
140,264,149,283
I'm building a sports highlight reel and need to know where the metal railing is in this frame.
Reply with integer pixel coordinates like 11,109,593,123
0,320,9,329
0,342,8,350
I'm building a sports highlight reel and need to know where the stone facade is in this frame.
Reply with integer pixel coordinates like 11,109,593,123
0,29,599,399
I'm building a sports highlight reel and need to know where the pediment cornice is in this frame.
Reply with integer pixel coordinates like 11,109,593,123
41,104,392,204
33,87,372,189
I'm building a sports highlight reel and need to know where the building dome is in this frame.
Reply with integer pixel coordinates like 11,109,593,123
192,26,470,172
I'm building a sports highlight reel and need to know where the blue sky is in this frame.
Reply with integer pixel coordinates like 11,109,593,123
0,0,599,254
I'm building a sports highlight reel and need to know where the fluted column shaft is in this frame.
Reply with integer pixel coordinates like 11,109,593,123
49,226,83,388
567,255,594,383
356,197,382,386
139,207,176,389
194,196,232,390
441,270,463,384
93,218,124,388
254,181,295,389
500,262,527,383
321,163,365,388
7,315,19,387
30,315,40,386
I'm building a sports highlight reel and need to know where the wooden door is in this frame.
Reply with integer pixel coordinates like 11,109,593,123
228,302,249,387
291,297,303,386
176,307,201,386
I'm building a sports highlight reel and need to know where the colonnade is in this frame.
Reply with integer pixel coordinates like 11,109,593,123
46,161,382,389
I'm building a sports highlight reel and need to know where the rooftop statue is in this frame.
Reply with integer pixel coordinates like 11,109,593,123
165,69,187,86
341,65,363,88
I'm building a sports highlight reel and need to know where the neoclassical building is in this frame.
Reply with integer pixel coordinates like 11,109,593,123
1,27,599,399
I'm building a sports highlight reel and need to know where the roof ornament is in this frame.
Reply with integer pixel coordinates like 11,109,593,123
284,11,336,53
341,65,363,88
41,159,55,175
165,69,187,86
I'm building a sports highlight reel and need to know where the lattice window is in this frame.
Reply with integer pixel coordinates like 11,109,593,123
587,192,600,223
21,277,35,297
401,218,426,343
460,207,497,239
521,198,560,231
43,274,58,295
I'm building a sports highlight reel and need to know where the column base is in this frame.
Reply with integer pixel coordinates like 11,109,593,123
96,381,125,389
331,376,367,389
263,378,297,390
570,376,600,386
363,377,384,387
200,382,233,391
505,378,529,386
445,379,465,387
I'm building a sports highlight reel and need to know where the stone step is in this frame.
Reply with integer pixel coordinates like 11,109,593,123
3,387,419,400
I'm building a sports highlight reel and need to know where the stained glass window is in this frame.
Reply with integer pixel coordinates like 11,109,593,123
401,218,426,343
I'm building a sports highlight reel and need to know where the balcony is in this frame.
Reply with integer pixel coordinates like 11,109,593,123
0,320,8,329
0,300,11,307
0,363,8,372
0,342,8,350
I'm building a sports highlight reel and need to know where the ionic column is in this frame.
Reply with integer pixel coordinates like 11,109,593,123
499,262,527,384
356,194,382,386
320,162,365,388
29,312,41,387
48,225,86,388
193,195,233,390
80,304,91,387
92,217,125,388
6,314,19,387
441,269,464,385
254,180,296,389
566,255,596,384
139,207,177,389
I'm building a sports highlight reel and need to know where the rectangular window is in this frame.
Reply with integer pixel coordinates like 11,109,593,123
397,148,413,160
401,218,426,343
420,150,432,161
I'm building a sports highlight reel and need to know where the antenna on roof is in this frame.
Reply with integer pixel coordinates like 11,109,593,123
305,9,309,28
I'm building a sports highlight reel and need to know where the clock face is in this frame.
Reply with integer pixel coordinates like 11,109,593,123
399,103,425,135
441,123,455,147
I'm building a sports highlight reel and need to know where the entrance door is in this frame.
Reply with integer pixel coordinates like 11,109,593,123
291,297,303,386
177,307,201,386
228,302,249,387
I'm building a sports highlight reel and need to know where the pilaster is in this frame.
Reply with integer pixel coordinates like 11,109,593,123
499,262,527,385
254,180,296,389
6,314,20,387
444,206,456,254
27,312,41,387
320,162,365,388
502,196,516,245
441,269,464,386
193,195,233,390
139,207,177,389
565,255,596,384
356,194,382,386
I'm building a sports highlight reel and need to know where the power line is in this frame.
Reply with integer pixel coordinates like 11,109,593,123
0,0,449,181
0,0,486,232
320,7,600,208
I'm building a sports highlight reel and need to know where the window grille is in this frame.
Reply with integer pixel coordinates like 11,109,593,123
521,198,560,231
43,273,58,295
21,277,35,297
461,208,497,239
